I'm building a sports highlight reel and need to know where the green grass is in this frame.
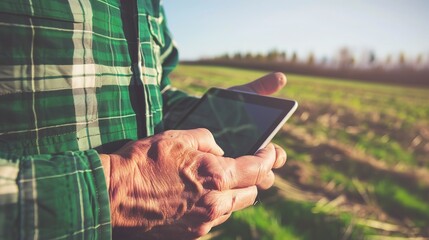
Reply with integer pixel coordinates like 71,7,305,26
211,205,302,240
264,200,370,240
375,180,429,227
353,133,415,165
302,119,417,166
212,200,371,240
171,64,429,239
320,166,359,195
320,166,429,227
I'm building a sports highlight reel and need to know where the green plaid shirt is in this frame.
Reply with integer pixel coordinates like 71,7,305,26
0,0,196,239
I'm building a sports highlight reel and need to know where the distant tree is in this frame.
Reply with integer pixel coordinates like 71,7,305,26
244,52,253,61
218,53,230,60
385,54,392,65
291,52,298,63
337,47,354,68
320,56,328,66
368,51,376,64
267,49,280,62
357,49,376,68
416,54,423,65
233,52,243,60
350,56,356,66
307,52,315,65
399,52,406,66
280,51,287,62
255,53,264,61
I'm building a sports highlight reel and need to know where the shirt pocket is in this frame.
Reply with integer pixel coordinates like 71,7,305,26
147,15,165,48
139,13,166,86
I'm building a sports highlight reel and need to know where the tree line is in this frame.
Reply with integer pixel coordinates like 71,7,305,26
187,48,429,86
211,48,429,70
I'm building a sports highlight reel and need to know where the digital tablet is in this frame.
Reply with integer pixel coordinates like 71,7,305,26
174,88,298,158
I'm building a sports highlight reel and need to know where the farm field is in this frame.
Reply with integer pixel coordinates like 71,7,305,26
169,65,429,240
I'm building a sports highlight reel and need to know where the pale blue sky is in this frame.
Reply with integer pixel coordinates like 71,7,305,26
163,0,429,61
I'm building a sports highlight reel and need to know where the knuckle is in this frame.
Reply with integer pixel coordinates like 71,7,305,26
204,171,226,191
197,128,213,137
147,137,188,162
201,194,221,221
197,127,210,134
256,161,270,183
157,139,178,152
198,155,229,191
258,160,270,174
180,130,203,149
211,170,227,191
159,129,177,139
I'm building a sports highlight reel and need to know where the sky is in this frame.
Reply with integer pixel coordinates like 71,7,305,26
163,0,429,61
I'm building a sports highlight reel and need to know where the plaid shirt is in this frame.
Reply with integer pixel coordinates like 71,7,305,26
0,0,196,239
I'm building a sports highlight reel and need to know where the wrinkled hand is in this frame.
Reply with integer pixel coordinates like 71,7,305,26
99,128,286,239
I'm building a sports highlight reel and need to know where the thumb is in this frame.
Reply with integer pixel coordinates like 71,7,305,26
230,72,287,96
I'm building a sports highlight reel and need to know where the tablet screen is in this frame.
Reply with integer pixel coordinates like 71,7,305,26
175,88,297,158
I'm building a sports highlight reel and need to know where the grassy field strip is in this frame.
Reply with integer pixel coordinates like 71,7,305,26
289,102,429,168
273,176,412,235
281,123,429,188
278,123,429,227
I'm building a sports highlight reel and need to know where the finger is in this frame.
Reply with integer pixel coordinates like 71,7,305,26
272,143,287,169
211,212,231,227
181,128,224,156
248,72,287,95
230,72,287,95
229,186,258,211
228,144,277,189
257,170,275,190
186,186,258,224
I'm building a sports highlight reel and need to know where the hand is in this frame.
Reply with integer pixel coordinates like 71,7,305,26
99,128,286,239
229,72,287,95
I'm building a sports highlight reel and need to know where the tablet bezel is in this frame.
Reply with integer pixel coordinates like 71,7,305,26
175,87,298,157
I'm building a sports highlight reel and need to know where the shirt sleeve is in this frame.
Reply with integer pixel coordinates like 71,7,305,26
158,5,200,130
0,150,111,240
